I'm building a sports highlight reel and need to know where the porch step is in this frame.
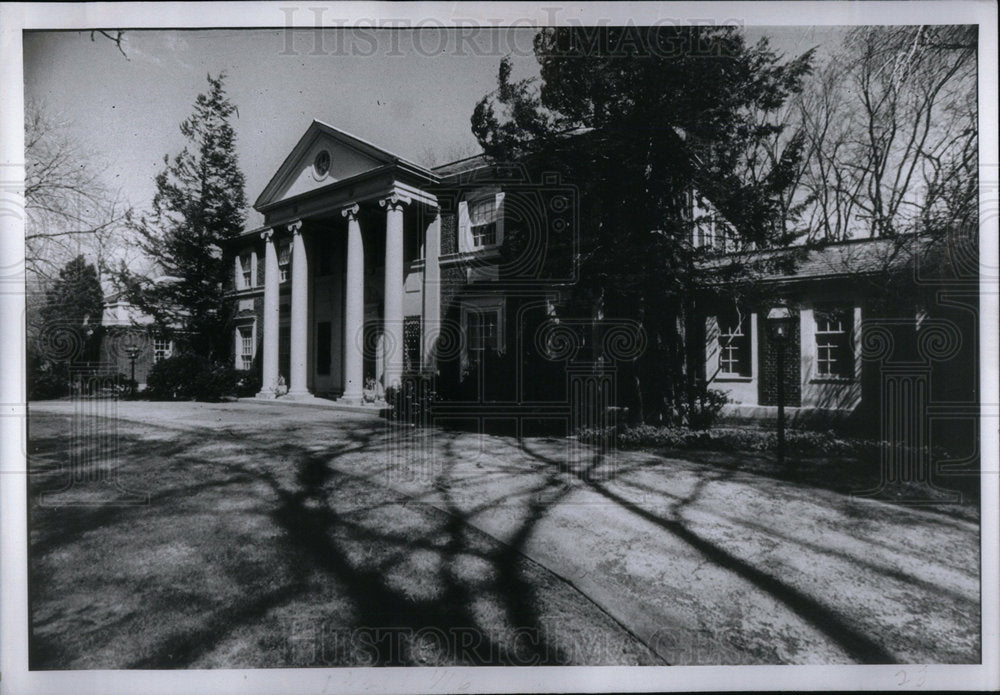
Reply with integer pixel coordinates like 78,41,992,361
236,396,388,416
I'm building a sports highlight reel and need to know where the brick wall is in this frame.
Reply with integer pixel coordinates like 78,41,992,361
440,212,458,255
758,319,801,407
100,327,156,385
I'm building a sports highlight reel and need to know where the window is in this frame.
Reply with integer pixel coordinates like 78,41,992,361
238,326,254,370
278,242,290,283
718,309,751,377
239,253,253,289
313,149,331,178
815,307,853,378
469,197,498,247
152,338,172,363
467,307,500,366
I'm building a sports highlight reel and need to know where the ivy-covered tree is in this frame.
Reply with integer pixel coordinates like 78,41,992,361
471,26,813,423
116,73,246,359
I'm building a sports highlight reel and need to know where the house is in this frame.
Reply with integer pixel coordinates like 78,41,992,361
225,120,576,407
224,120,977,447
99,294,176,390
693,233,978,441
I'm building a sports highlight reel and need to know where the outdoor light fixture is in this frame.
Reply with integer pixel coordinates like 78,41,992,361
124,342,141,396
766,305,793,342
766,303,794,471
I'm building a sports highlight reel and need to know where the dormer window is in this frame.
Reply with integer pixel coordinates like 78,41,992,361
469,197,498,247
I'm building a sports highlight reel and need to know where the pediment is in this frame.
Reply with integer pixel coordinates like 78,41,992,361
254,121,405,210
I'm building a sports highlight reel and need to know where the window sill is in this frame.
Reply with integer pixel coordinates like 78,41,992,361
810,377,855,384
440,248,501,265
715,375,753,383
230,286,263,297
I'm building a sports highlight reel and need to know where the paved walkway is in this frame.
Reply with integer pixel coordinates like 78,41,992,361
29,400,981,664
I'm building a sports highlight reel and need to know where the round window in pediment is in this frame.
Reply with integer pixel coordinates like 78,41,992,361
313,149,331,179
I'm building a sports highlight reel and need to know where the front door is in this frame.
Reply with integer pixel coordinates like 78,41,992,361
312,274,343,395
758,315,802,407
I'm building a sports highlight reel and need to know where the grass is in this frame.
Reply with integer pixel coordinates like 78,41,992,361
27,411,661,669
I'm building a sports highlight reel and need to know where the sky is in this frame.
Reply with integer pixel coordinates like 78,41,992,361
24,26,837,231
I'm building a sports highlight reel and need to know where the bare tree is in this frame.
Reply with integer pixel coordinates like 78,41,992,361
417,141,483,169
90,30,128,58
24,101,131,286
794,26,977,241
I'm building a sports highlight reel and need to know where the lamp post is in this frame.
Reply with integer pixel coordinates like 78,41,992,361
766,304,794,470
124,343,140,397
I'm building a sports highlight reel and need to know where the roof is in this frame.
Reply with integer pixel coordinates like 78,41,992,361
430,127,597,180
253,120,436,210
700,235,933,284
431,153,491,178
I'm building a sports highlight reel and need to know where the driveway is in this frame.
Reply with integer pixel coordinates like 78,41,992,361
27,400,980,665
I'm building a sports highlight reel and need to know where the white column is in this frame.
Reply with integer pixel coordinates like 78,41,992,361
422,209,441,370
341,204,364,402
256,228,280,398
380,193,408,389
287,220,310,397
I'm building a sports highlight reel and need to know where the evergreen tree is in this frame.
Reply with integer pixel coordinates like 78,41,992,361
117,73,246,359
471,27,813,423
30,254,103,398
38,254,105,362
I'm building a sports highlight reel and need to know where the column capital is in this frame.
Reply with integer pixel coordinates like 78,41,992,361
341,203,360,221
287,219,304,236
260,227,275,242
379,192,411,212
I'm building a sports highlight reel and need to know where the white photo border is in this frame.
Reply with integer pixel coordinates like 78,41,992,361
2,2,996,693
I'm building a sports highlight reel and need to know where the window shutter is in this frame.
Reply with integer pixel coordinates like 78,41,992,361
494,192,505,245
458,200,470,253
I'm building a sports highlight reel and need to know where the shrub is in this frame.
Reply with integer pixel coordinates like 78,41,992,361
107,372,138,397
198,363,243,402
145,353,241,401
146,353,202,400
234,368,261,398
576,423,954,466
28,361,70,400
676,388,730,429
386,374,439,425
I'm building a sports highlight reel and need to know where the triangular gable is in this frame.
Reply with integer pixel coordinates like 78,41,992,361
254,120,424,210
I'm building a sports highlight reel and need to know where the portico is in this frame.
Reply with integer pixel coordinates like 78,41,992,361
249,121,440,403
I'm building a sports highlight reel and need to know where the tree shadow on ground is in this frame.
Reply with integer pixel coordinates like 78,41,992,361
249,424,595,666
29,414,652,668
650,444,978,521
514,438,900,665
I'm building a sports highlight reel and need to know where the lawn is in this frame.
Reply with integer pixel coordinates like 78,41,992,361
27,408,660,668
